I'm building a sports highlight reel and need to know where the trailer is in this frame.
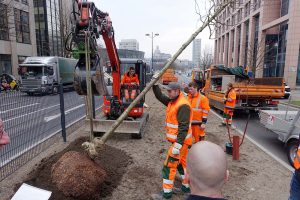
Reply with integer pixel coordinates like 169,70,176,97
259,109,300,166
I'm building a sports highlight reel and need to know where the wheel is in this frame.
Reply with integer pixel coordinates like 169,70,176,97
52,85,59,95
287,140,298,166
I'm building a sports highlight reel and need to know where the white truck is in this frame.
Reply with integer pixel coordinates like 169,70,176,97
19,57,77,95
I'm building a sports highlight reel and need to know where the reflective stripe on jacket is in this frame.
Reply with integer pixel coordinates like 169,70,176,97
121,72,139,85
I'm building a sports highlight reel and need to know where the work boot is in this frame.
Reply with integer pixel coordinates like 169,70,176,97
151,191,172,200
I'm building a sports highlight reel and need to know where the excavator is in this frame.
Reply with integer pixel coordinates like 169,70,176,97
65,0,149,138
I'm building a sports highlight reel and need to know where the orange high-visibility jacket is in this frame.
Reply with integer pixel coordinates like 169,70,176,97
225,89,236,109
294,148,300,169
187,92,210,125
166,93,193,145
121,72,139,85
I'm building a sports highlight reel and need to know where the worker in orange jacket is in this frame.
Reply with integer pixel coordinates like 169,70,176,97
187,82,210,143
289,144,300,199
152,81,193,200
121,66,139,101
222,83,236,126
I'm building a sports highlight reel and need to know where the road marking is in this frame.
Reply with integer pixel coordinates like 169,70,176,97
3,104,60,123
0,103,40,114
210,109,294,172
44,104,85,122
0,101,19,108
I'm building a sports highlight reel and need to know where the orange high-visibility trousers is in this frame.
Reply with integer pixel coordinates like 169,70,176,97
191,125,205,143
223,107,233,125
162,143,190,196
124,89,137,100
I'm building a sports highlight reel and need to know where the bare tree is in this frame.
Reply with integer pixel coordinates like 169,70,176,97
200,46,214,70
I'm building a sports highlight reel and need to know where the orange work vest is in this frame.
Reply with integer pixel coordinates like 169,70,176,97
121,73,139,85
225,89,236,109
187,92,210,124
165,93,193,145
294,148,300,169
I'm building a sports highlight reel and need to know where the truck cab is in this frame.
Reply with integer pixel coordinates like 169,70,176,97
19,57,77,95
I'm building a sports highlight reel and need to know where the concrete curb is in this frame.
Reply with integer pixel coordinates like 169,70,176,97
280,102,300,109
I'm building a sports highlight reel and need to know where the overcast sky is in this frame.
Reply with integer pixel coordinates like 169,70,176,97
92,0,214,60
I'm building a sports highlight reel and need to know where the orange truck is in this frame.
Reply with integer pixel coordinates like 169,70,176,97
161,69,178,85
194,65,285,111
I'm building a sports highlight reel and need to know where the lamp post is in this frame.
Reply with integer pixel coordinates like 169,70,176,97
145,32,159,73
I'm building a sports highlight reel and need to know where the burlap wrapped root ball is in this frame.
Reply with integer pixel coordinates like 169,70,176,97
51,151,106,199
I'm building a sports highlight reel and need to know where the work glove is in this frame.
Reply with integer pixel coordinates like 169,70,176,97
171,142,182,155
200,123,206,129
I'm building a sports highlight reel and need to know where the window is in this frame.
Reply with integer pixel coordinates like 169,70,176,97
0,3,9,41
14,9,31,44
281,0,289,16
0,54,12,74
253,16,260,71
244,21,249,67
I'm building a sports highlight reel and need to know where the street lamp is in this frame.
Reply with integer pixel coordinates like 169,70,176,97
145,32,159,73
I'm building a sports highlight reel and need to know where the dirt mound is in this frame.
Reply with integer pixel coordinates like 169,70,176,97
24,137,132,200
51,151,106,199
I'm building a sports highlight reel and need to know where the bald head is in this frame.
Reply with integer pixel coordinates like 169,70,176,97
187,141,228,196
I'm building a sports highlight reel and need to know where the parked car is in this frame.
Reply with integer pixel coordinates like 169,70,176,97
284,82,291,99
0,73,19,92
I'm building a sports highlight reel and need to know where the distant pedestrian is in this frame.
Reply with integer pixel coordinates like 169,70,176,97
0,118,10,149
186,141,228,200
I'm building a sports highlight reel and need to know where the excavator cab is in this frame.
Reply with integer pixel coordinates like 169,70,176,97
102,59,147,119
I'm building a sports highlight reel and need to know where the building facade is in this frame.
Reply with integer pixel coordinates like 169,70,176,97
0,0,37,76
192,38,202,67
33,0,64,56
119,39,139,51
214,0,300,88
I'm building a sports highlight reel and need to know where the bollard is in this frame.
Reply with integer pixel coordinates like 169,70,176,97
232,135,240,160
59,83,66,142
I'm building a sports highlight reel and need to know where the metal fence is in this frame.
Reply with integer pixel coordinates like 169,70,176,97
0,87,100,181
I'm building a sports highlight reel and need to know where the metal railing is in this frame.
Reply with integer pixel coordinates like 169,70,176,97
0,87,99,181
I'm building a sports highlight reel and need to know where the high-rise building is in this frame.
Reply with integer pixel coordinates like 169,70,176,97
119,39,139,51
214,0,300,88
0,0,37,76
192,39,201,66
33,0,63,56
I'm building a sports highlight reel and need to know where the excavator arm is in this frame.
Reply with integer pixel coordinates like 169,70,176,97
66,0,121,99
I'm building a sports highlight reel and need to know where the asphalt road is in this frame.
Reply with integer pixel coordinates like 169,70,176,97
0,90,102,166
177,73,299,168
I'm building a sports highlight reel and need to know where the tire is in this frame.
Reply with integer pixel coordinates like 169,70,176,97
287,140,298,166
52,85,59,95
